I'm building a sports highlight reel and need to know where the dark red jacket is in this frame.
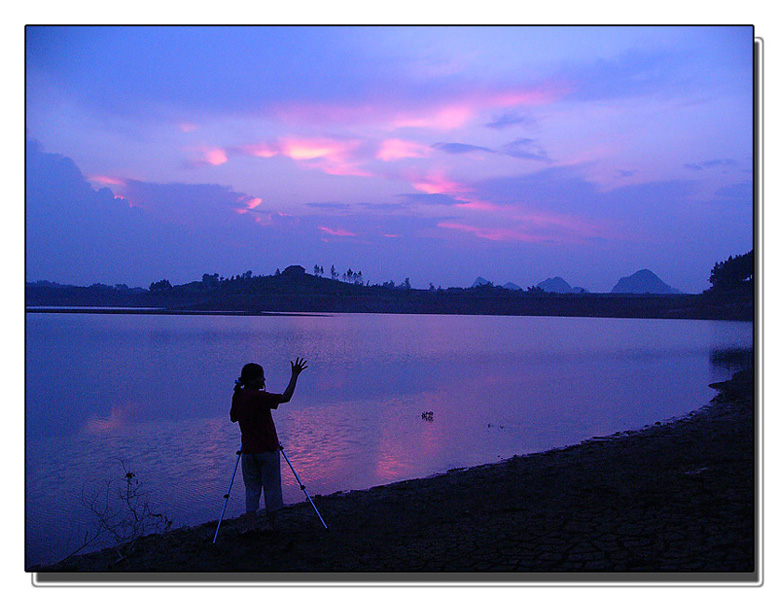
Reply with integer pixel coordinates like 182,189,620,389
230,388,283,453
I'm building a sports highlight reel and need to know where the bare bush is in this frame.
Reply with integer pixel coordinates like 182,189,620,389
65,460,172,563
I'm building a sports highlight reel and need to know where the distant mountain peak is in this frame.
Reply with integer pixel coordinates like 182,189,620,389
611,269,681,294
537,277,573,293
472,276,492,287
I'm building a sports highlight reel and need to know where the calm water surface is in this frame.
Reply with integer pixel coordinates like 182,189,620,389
25,312,752,566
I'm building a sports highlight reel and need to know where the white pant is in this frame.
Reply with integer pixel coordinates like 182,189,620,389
241,450,283,514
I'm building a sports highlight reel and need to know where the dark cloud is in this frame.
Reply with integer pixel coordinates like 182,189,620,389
473,165,698,222
356,202,407,211
26,139,166,284
685,158,739,171
26,27,405,122
500,138,553,163
305,202,352,211
433,139,553,162
396,193,460,206
433,137,553,162
702,159,738,168
557,48,689,102
25,139,305,285
432,142,495,155
474,166,599,210
120,180,255,229
485,110,532,130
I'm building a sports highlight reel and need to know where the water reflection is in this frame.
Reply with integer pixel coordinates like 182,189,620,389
25,313,752,567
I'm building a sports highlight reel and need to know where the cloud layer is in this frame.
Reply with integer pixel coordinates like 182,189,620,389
25,26,754,292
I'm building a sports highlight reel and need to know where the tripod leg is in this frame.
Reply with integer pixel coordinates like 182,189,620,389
213,449,242,544
279,445,328,529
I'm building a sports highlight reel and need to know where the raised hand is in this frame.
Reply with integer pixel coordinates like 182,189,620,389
291,357,308,376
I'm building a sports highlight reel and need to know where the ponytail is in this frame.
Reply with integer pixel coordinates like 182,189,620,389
235,362,264,391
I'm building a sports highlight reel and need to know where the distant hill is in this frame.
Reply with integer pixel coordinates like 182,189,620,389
473,278,527,292
538,277,572,293
26,267,751,321
611,269,681,294
537,277,588,294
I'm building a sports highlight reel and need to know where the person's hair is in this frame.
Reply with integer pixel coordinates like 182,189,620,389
235,363,264,389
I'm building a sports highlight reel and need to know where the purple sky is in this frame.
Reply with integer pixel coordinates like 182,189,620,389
25,25,754,293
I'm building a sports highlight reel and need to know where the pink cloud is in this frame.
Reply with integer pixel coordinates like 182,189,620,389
238,137,373,177
454,198,606,238
241,142,280,158
388,84,565,131
489,84,569,108
377,139,431,161
318,225,357,237
438,203,608,243
392,104,474,131
89,175,126,187
186,145,229,166
454,199,502,212
411,171,471,197
205,148,228,165
273,101,384,127
268,80,565,134
280,138,350,161
234,196,264,215
437,221,551,243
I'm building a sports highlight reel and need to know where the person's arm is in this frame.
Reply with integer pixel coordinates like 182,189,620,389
280,357,308,403
230,391,241,422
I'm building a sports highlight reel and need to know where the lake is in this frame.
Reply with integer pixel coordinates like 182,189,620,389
25,312,752,567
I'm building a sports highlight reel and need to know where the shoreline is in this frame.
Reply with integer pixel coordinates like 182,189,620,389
25,307,329,317
25,306,750,322
32,369,756,581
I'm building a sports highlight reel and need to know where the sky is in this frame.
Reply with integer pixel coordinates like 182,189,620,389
25,25,755,293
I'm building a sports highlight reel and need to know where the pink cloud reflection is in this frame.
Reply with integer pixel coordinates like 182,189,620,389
83,405,136,434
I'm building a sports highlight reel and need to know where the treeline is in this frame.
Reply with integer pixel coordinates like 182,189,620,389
707,250,754,294
26,251,754,321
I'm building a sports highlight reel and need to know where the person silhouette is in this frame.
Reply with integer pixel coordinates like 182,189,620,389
229,357,307,530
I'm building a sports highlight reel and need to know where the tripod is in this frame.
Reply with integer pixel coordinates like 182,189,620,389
212,443,328,544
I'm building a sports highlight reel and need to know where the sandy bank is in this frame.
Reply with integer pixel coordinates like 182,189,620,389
33,370,757,583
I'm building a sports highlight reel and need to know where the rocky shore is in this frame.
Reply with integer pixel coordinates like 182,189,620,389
33,369,757,584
